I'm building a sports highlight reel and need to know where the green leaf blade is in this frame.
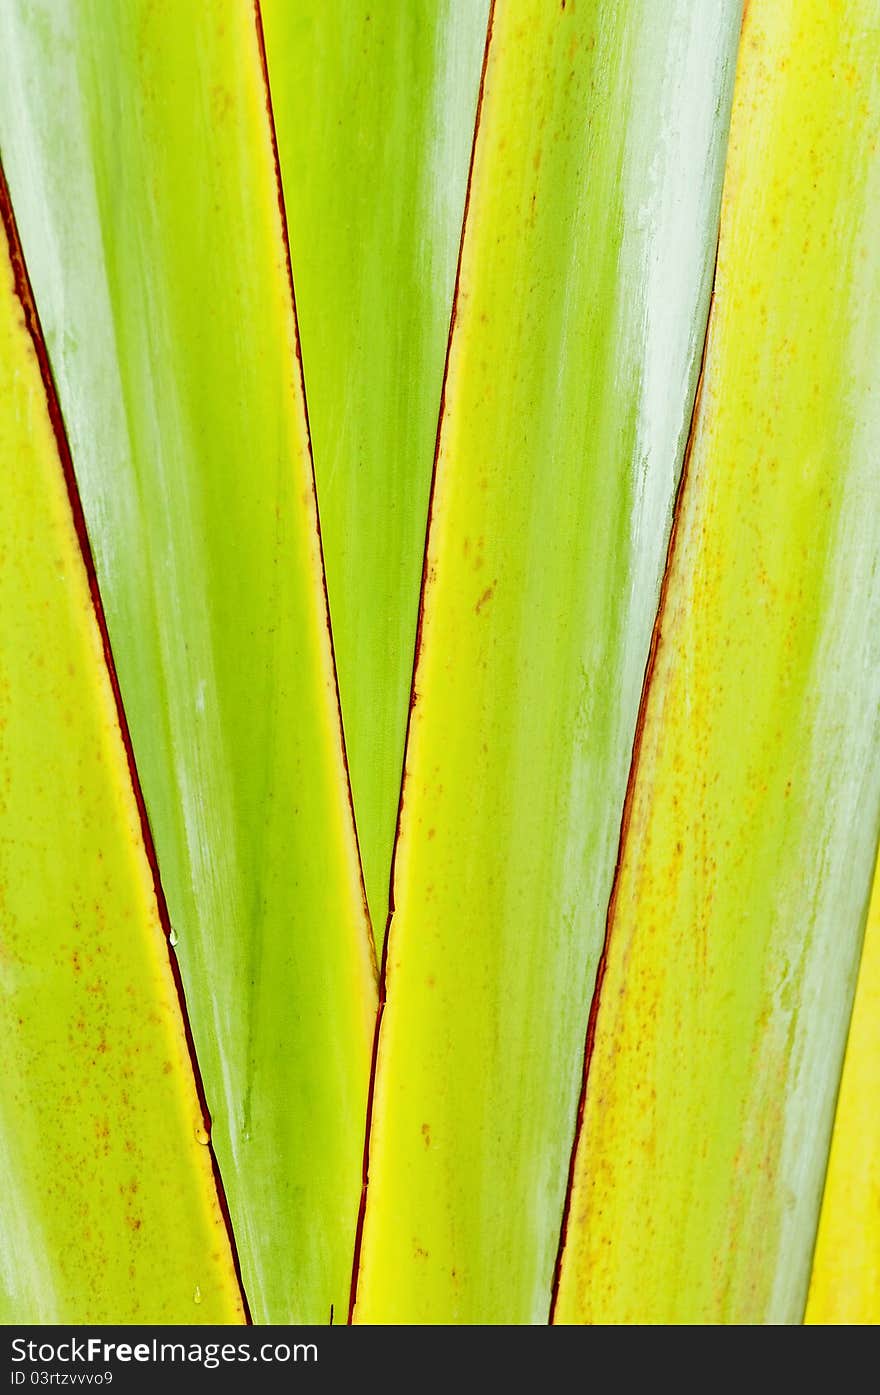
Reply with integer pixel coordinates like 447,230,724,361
0,180,243,1325
0,0,376,1322
260,0,491,938
355,0,741,1323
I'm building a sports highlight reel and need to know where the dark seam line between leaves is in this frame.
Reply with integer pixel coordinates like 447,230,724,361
254,0,378,981
345,0,499,1325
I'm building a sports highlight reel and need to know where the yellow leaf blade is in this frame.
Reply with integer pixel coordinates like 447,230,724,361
805,857,880,1324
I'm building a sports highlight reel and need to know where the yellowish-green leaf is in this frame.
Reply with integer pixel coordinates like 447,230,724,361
0,181,242,1325
0,0,376,1322
805,851,880,1324
554,0,880,1325
354,0,740,1323
260,0,490,938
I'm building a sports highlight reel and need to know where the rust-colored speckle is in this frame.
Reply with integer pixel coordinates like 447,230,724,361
475,583,495,614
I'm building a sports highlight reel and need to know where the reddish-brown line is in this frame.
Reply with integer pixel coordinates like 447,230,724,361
548,240,721,1322
0,160,252,1325
346,0,498,1326
253,0,377,981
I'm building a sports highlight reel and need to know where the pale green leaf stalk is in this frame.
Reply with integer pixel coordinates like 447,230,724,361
0,1,376,1322
260,0,491,937
555,0,880,1324
0,177,242,1324
355,0,742,1323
